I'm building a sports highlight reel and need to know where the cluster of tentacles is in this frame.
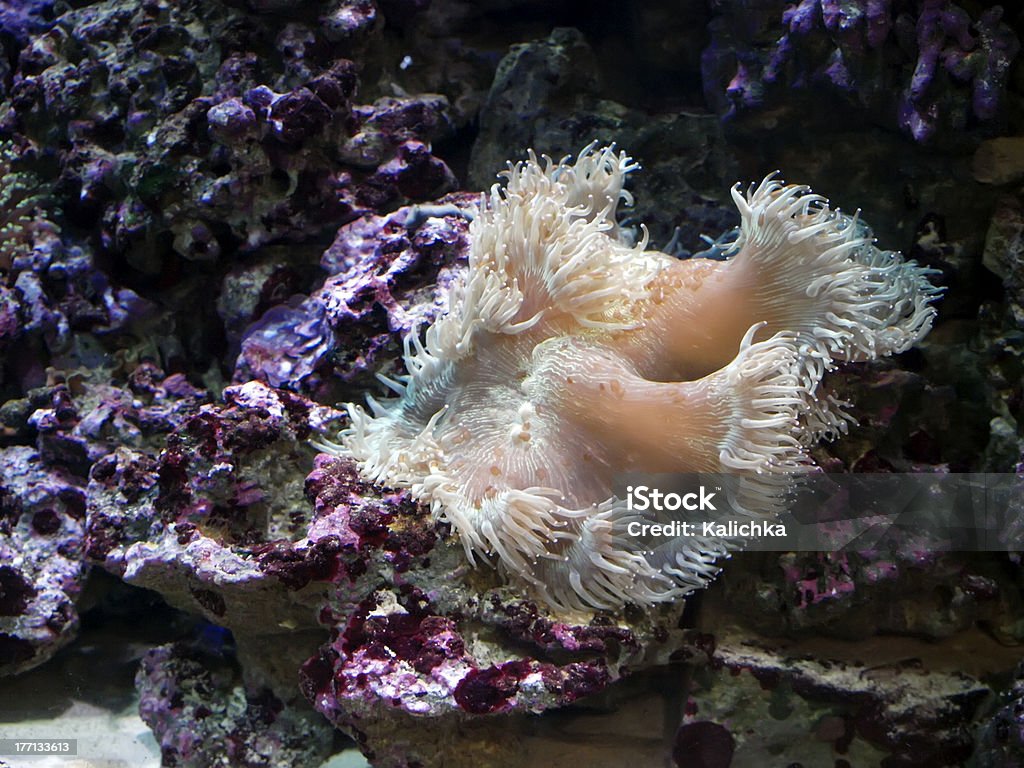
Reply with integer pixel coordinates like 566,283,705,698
325,144,940,613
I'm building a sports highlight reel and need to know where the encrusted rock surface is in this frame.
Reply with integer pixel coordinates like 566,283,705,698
684,625,994,767
138,642,335,768
702,0,1020,144
84,378,691,765
973,659,1024,767
297,455,689,765
0,445,86,675
235,194,475,393
6,0,456,276
86,382,344,639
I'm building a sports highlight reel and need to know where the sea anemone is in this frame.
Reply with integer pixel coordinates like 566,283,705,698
324,144,940,612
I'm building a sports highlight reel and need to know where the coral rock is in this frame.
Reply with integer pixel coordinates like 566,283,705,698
137,643,334,768
0,446,86,676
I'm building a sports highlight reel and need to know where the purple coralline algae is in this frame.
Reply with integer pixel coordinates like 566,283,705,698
703,0,1020,142
303,593,614,722
0,364,205,481
314,196,474,382
86,381,344,586
82,376,685,765
297,454,686,766
234,194,473,391
0,446,86,675
137,643,334,768
0,0,53,43
721,543,1018,642
0,142,153,392
235,295,336,390
899,2,1020,140
0,361,214,675
5,0,455,274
